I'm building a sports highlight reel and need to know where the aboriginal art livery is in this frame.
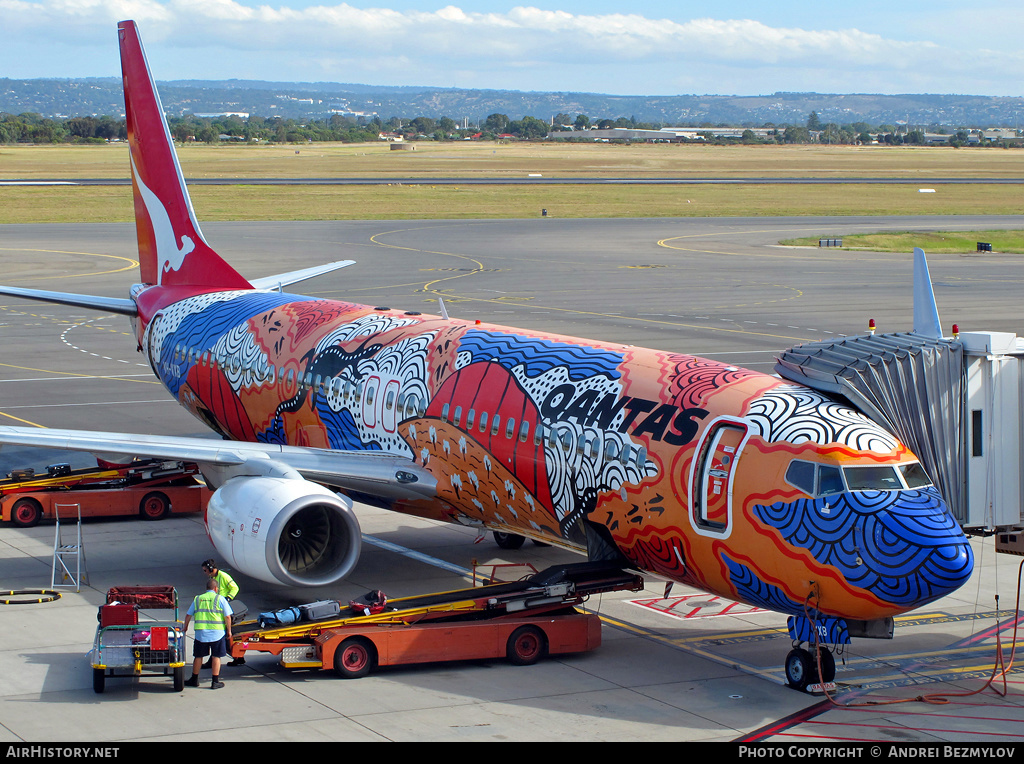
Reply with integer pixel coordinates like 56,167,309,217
0,21,973,686
141,288,969,622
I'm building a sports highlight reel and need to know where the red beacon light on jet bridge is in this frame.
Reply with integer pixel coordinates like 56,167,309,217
952,323,959,339
868,319,876,335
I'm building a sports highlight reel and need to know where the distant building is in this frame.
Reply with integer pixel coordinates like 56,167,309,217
549,126,777,142
194,112,250,119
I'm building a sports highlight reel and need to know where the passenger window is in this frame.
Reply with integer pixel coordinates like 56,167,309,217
491,416,501,437
785,460,816,495
604,440,620,461
478,411,488,433
466,408,475,429
519,421,530,443
441,403,450,423
453,406,462,426
506,419,515,439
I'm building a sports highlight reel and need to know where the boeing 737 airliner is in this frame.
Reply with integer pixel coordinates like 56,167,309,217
0,21,973,689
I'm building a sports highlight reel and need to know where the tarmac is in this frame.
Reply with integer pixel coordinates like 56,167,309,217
1,216,1023,744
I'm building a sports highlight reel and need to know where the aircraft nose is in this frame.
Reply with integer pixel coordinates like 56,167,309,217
755,487,974,612
861,488,974,606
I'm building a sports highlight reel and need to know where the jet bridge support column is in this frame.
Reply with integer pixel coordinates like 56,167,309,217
961,331,1023,532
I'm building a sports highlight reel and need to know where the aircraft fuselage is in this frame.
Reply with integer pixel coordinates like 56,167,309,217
137,285,973,621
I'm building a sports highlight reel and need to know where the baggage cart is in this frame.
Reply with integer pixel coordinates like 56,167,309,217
89,585,186,693
231,562,644,679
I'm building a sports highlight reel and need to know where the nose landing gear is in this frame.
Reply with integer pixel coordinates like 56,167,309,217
785,643,837,692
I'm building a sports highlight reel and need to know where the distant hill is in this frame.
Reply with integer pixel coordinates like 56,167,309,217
2,77,1023,128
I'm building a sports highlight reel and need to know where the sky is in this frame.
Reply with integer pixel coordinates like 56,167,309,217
2,0,1023,96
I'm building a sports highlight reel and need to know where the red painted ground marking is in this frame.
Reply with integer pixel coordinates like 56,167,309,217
628,594,770,620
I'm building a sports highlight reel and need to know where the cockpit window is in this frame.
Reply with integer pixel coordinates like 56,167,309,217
786,458,931,497
899,462,933,488
818,465,845,496
843,465,901,491
785,459,844,497
785,460,816,495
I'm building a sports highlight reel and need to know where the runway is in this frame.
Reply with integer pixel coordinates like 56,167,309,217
6,176,1024,186
1,215,1023,744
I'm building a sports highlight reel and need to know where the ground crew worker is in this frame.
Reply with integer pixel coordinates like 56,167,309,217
200,559,245,666
202,559,238,600
182,578,232,689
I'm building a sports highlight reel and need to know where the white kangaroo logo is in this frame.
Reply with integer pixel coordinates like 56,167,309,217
130,152,195,285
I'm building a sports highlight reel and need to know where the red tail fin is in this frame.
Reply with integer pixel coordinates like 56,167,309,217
118,21,251,290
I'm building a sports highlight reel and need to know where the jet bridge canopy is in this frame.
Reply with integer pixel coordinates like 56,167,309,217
775,330,1024,530
775,332,967,522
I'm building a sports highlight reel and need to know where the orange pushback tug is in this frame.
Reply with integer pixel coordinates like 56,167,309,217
231,563,644,678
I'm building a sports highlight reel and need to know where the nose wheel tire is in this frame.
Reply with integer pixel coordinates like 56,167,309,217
785,646,835,690
817,647,836,684
785,647,815,691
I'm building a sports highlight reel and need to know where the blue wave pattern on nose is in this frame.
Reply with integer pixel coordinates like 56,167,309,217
754,488,974,607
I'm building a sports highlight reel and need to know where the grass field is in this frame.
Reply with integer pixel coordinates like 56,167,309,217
781,230,1024,253
6,140,1024,180
2,141,1024,232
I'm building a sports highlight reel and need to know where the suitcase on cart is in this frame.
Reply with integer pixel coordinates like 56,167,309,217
299,600,341,621
228,600,248,626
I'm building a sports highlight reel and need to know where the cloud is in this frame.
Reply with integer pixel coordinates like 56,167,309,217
1,1,1021,94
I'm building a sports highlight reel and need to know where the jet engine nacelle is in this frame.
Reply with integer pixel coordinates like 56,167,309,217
206,476,361,587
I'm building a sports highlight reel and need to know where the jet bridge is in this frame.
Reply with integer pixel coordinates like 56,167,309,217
775,330,1024,534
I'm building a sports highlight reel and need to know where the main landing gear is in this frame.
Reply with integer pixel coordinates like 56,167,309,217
784,643,837,692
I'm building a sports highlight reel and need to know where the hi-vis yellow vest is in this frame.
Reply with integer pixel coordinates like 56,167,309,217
192,590,225,631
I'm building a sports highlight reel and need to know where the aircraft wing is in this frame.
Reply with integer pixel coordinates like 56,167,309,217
0,426,436,503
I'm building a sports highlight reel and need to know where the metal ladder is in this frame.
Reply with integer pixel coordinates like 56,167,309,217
52,503,88,591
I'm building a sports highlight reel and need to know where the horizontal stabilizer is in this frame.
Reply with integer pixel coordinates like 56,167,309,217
249,260,355,291
0,285,137,316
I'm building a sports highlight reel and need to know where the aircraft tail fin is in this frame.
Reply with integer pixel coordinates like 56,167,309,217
118,20,252,291
913,247,943,339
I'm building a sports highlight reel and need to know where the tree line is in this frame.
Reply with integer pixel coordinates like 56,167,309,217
0,110,1016,147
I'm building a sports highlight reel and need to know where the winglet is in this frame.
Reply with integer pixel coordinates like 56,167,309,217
118,20,251,291
913,247,943,338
